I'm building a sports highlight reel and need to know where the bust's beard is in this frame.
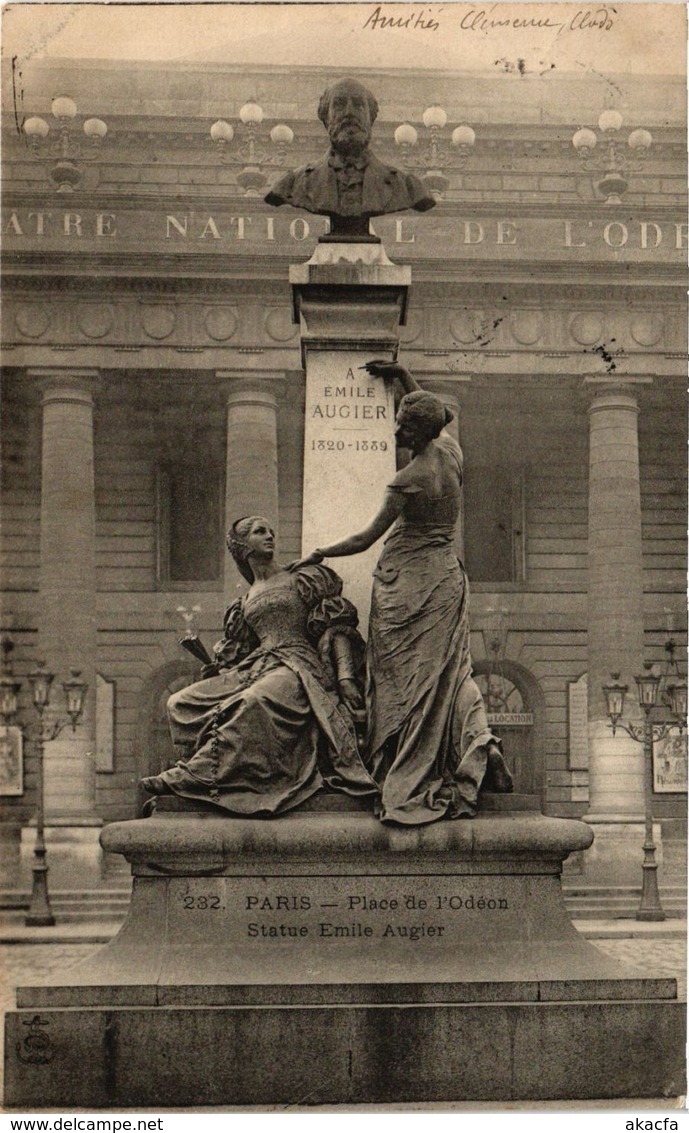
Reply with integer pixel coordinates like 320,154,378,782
329,120,370,157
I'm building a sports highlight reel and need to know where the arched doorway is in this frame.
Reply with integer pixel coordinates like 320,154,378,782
135,658,198,815
473,660,546,801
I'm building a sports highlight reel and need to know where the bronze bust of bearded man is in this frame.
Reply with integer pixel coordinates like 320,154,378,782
264,77,436,240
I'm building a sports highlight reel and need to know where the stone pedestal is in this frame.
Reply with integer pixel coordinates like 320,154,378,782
5,802,684,1107
291,243,410,632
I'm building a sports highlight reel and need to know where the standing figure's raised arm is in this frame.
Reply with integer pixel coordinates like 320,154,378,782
291,488,406,567
362,359,421,396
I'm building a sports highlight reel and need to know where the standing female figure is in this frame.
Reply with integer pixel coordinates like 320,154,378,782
141,516,376,815
301,363,513,825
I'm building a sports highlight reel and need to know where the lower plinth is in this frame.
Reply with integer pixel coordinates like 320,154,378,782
5,804,685,1107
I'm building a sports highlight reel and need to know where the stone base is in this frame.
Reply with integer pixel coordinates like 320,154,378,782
20,822,103,889
6,998,683,1108
581,816,663,885
5,806,684,1107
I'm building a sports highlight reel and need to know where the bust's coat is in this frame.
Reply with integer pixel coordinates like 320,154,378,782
265,150,436,218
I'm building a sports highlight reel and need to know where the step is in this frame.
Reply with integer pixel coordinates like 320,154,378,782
0,887,132,926
0,885,131,907
565,906,686,920
1,909,127,925
564,890,687,900
565,896,687,906
563,884,687,896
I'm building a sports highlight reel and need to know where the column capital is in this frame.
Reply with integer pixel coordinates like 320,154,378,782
215,371,285,409
215,370,285,385
28,368,100,405
583,374,653,401
583,375,654,388
584,376,653,416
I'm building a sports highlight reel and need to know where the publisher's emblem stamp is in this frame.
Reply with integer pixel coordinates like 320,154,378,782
16,1015,55,1065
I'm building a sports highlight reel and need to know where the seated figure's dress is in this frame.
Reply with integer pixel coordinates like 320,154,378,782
367,433,501,825
159,565,377,815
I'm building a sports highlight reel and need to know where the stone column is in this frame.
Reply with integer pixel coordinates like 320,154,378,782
584,376,656,880
217,374,281,600
291,243,410,632
25,369,101,884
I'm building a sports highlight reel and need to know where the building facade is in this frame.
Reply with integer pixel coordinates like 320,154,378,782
1,60,686,882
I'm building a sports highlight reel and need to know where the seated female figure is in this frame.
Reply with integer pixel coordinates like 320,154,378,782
141,516,377,815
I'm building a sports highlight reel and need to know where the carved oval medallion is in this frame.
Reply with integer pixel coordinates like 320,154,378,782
510,310,544,345
569,312,604,346
400,311,423,345
141,305,176,340
78,304,113,339
631,313,664,347
204,308,239,342
450,310,482,344
264,308,297,343
14,302,50,339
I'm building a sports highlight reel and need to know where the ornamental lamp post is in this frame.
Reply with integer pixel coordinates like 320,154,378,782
603,661,687,922
63,668,89,731
666,678,688,724
572,108,652,205
394,105,476,199
23,661,88,927
209,102,294,195
601,671,627,736
23,96,108,193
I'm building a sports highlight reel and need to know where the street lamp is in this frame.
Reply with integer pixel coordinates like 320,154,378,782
23,96,108,193
209,101,294,195
572,108,652,205
394,105,476,199
0,646,88,927
602,662,687,921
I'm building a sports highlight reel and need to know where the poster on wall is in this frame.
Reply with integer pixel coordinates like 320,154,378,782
0,724,24,796
653,728,688,794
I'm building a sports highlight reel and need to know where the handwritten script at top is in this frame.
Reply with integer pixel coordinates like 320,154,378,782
362,5,617,34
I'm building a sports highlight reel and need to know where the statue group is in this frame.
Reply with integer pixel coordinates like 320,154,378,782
142,362,513,825
142,78,513,824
